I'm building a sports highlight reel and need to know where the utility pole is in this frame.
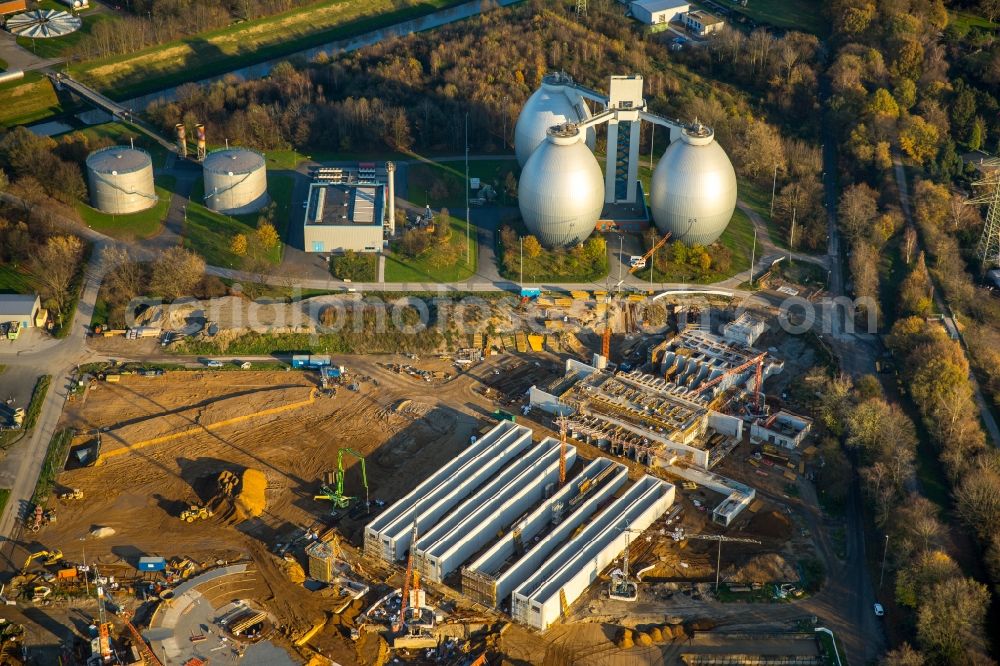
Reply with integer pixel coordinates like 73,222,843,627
789,204,797,259
465,111,470,264
617,234,624,295
770,163,778,218
879,534,889,589
649,124,655,169
749,226,757,287
520,236,524,286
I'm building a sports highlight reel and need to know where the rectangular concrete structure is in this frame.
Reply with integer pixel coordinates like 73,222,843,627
463,457,630,607
511,475,674,630
364,421,533,561
413,438,577,584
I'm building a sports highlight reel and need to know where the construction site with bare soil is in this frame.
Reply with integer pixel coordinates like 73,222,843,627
1,287,847,666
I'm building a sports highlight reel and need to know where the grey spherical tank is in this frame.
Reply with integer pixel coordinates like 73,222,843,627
85,146,157,215
518,124,605,249
650,125,737,246
514,73,596,167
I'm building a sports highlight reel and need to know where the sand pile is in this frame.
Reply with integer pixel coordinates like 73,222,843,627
728,552,799,583
213,469,267,522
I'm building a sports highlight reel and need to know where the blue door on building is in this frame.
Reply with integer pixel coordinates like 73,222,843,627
312,241,325,252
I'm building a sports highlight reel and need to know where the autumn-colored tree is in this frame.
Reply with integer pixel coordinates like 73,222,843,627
916,576,991,661
522,235,542,259
230,233,249,257
899,253,933,317
838,183,879,239
150,246,205,301
255,222,279,251
899,115,941,165
28,235,84,319
867,88,899,119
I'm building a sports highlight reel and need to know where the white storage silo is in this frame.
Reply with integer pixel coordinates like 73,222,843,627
202,148,268,214
514,72,596,168
518,123,605,249
86,146,157,215
650,124,737,246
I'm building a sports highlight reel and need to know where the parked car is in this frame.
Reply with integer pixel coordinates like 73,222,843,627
205,360,223,368
873,603,885,617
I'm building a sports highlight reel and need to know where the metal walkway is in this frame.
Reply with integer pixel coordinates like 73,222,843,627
46,73,177,153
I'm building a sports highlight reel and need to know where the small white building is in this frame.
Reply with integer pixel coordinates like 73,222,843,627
683,9,725,36
750,410,813,450
722,312,767,347
0,294,41,328
630,0,689,28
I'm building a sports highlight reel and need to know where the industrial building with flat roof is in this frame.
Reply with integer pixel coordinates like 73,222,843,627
366,421,675,630
0,294,41,328
303,163,394,253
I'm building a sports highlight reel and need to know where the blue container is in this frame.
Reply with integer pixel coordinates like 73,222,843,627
137,556,166,572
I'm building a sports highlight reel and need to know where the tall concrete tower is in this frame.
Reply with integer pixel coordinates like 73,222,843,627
386,161,396,236
603,75,644,205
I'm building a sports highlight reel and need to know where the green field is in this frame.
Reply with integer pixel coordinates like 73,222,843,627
737,176,790,250
32,428,73,504
76,175,176,239
948,9,998,32
0,72,62,127
385,214,477,282
407,158,520,209
76,121,173,167
17,8,117,59
636,208,755,284
184,174,294,267
0,264,36,294
709,0,829,35
264,148,411,170
73,0,465,101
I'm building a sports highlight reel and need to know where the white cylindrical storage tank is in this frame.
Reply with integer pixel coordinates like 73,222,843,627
514,73,596,167
86,146,156,215
518,123,604,249
650,125,737,246
202,148,268,214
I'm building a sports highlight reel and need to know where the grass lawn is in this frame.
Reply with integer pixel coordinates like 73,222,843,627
0,72,61,128
636,208,754,284
264,148,411,170
0,264,36,294
76,121,173,167
712,0,829,36
32,428,73,504
184,173,293,267
76,175,176,239
16,8,117,59
948,9,998,32
385,214,477,282
330,252,377,281
407,158,519,209
73,0,465,101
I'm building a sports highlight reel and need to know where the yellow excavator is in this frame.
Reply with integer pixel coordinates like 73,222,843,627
179,504,213,522
20,549,63,575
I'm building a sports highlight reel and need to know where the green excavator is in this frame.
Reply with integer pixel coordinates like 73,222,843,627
315,447,368,509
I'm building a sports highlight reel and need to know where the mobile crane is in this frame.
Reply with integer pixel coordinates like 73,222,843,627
601,232,672,360
314,447,368,510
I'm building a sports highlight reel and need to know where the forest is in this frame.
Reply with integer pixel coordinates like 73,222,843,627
825,0,1000,662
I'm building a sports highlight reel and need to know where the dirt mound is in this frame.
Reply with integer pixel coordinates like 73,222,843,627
747,509,792,540
727,552,799,583
210,469,267,523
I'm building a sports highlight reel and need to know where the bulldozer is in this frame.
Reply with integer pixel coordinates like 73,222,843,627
179,505,213,522
57,488,84,502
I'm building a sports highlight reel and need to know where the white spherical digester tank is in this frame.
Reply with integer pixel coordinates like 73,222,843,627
202,148,268,215
514,73,596,168
86,146,157,215
518,123,605,249
650,125,737,246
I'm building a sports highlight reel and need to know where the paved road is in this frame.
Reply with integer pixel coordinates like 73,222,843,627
892,154,1000,448
0,241,108,560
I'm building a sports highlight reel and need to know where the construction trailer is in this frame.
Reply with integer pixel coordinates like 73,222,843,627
510,474,675,630
413,438,577,584
364,421,534,561
462,457,629,608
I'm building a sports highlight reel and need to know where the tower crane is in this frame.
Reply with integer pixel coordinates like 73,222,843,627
98,573,164,666
694,352,766,410
315,447,368,510
682,532,761,591
558,415,569,485
396,521,419,633
609,525,648,601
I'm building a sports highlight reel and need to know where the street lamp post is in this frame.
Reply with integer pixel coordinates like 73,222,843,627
465,111,470,264
750,226,757,287
770,163,778,218
879,534,890,589
520,236,524,286
617,234,624,295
